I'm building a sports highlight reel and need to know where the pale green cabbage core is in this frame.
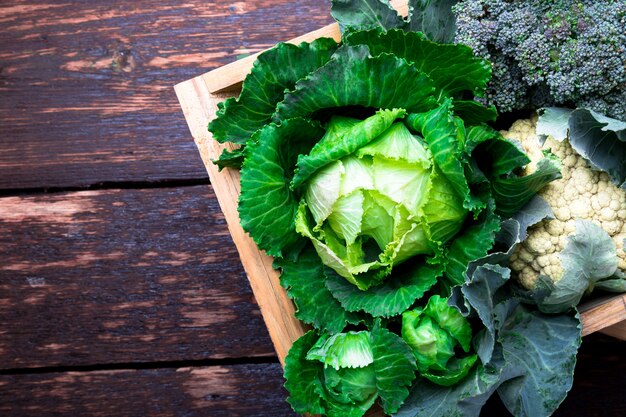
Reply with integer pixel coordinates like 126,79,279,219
297,118,467,290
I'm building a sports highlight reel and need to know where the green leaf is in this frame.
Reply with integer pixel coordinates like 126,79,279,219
491,153,562,218
496,303,581,417
322,366,379,416
538,220,619,313
395,361,503,417
284,331,325,415
307,331,374,369
276,246,361,333
274,45,437,122
345,29,491,98
420,354,478,387
444,210,502,289
295,202,389,290
239,118,325,257
453,100,497,126
568,108,626,188
408,0,460,43
454,264,511,365
407,99,478,212
292,108,406,189
536,107,574,142
423,295,473,352
214,148,244,170
370,321,417,414
325,260,442,317
473,136,531,177
330,0,407,32
209,38,337,144
596,276,626,292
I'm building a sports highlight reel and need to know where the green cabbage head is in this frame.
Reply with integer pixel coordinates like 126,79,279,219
295,109,468,290
401,295,477,386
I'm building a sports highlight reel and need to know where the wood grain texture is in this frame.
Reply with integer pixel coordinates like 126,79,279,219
175,80,307,368
0,0,334,190
0,186,275,369
0,363,297,417
205,0,410,93
0,335,622,417
581,294,626,337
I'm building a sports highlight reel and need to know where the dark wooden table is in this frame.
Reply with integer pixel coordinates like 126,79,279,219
0,1,624,416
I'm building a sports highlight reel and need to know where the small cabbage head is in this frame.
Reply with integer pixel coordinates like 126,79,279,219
296,110,468,290
307,332,379,413
401,295,477,386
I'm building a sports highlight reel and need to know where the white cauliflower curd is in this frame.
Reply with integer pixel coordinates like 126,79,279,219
501,116,626,289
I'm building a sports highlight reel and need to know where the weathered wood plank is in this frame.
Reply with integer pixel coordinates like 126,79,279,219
580,294,626,337
204,0,410,94
0,334,622,417
0,0,333,189
0,363,297,417
0,186,275,369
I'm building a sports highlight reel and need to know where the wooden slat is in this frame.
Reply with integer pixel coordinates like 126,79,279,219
0,363,296,417
0,186,275,369
0,0,334,190
175,77,307,368
580,294,626,337
0,334,623,417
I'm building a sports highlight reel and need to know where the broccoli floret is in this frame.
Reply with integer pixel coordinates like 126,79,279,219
453,0,626,119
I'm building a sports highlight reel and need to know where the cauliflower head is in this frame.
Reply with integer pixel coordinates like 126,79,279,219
502,116,626,288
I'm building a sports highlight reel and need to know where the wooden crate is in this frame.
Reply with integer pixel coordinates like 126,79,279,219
174,1,626,374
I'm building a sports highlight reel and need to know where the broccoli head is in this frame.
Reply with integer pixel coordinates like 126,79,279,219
453,0,626,119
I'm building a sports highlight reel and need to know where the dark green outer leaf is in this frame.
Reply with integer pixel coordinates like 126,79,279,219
408,0,459,43
325,261,442,318
276,246,361,333
274,45,437,121
330,0,407,32
214,148,244,171
453,101,497,126
371,321,418,414
491,154,562,218
345,29,491,98
239,118,325,257
209,38,337,144
444,210,502,289
474,137,530,177
284,330,325,415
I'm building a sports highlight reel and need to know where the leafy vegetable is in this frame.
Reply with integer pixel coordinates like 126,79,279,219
206,2,589,416
284,322,417,417
401,295,477,386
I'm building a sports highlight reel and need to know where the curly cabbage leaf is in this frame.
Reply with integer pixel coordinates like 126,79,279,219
274,45,437,121
209,38,337,144
344,29,491,98
276,246,362,333
238,118,325,257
